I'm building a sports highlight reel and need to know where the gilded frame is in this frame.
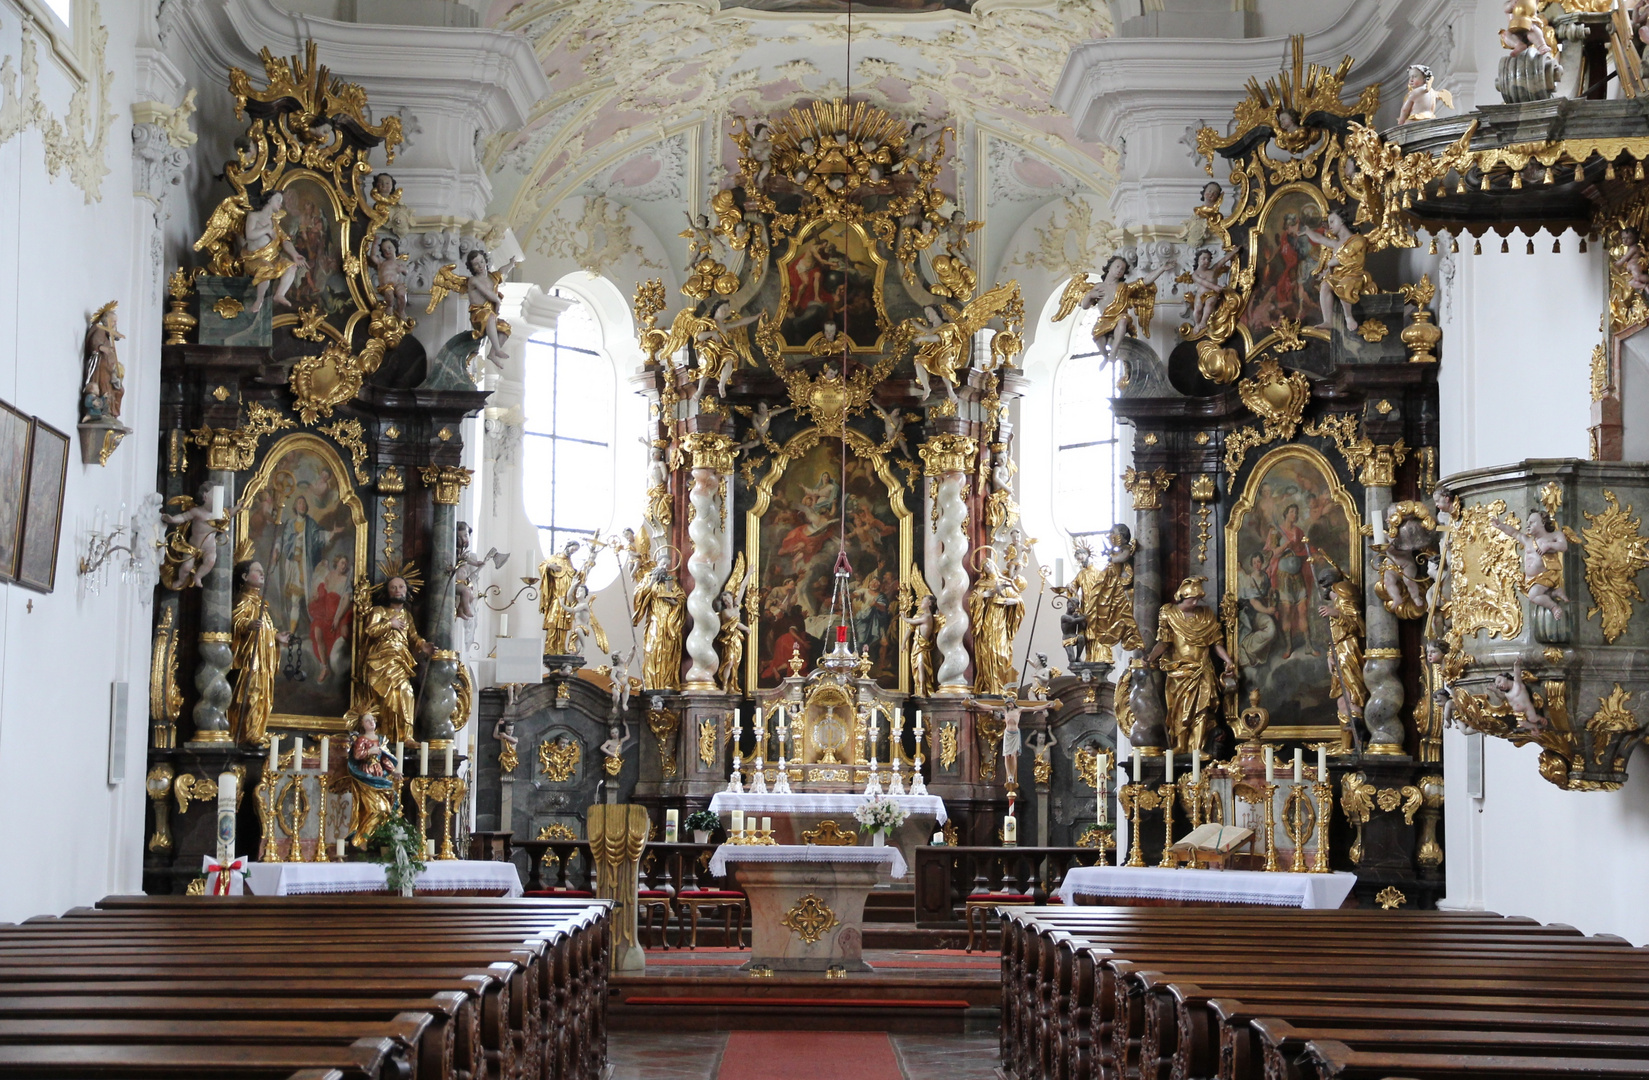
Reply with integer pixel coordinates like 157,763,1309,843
775,217,891,354
1241,180,1334,355
744,427,914,692
1223,443,1361,741
269,167,368,345
235,432,370,733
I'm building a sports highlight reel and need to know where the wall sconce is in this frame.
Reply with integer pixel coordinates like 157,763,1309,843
78,493,163,597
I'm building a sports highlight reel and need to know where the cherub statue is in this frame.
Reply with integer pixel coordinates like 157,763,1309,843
1501,0,1556,56
1494,659,1549,732
1053,254,1177,354
1181,248,1238,336
735,401,791,453
452,521,507,625
369,235,410,320
1614,228,1649,296
1398,64,1454,124
1374,503,1439,621
209,189,308,314
693,302,761,400
871,402,911,459
608,646,638,718
1303,210,1376,333
1026,651,1060,701
428,248,520,368
908,282,1022,401
900,572,940,697
1493,509,1571,619
160,483,233,590
562,583,597,658
81,301,125,423
681,212,719,262
1425,641,1458,733
985,445,1019,535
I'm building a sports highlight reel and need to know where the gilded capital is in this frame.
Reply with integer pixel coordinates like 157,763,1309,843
682,432,736,474
420,465,474,505
1123,466,1174,510
1356,444,1406,488
919,434,977,477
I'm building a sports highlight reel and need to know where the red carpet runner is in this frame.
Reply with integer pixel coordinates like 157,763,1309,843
716,1031,904,1080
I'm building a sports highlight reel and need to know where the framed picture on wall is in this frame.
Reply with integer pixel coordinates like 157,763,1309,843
16,419,69,593
0,401,32,583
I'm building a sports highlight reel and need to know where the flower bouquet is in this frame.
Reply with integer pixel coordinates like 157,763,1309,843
854,796,907,847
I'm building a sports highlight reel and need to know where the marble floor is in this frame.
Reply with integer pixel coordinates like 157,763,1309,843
607,1031,1002,1080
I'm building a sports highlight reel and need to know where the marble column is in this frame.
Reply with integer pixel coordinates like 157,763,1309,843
1123,467,1173,749
681,434,733,690
418,466,473,747
921,435,977,693
189,467,236,745
1359,452,1406,755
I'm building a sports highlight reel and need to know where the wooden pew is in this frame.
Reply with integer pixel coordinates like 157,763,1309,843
1252,1018,1649,1077
1299,1039,1649,1079
0,1035,406,1079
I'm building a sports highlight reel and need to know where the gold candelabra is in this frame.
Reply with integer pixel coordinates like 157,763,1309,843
1282,784,1314,873
725,827,777,846
1312,780,1333,873
1119,783,1148,867
409,776,465,860
1261,782,1279,872
255,769,281,863
314,773,331,862
1156,781,1177,868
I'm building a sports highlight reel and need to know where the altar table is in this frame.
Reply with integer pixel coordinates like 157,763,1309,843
714,845,905,972
243,860,525,897
1056,866,1357,910
708,792,945,878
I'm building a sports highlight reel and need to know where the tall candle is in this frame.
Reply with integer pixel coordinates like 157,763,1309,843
336,838,346,859
1055,558,1065,588
914,709,923,735
1098,765,1108,827
665,809,679,843
419,742,429,775
1293,747,1303,783
209,484,224,517
1372,511,1387,546
1004,815,1018,844
1264,746,1275,783
426,837,436,858
1191,750,1200,783
1317,744,1327,779
216,772,237,864
291,735,302,769
499,613,510,638
395,741,404,773
1132,747,1141,782
445,745,454,776
269,734,280,769
1164,750,1173,784
319,736,329,773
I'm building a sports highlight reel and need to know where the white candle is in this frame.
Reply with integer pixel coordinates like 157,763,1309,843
1164,750,1173,784
761,816,771,833
1098,767,1108,827
731,809,744,834
1293,748,1303,783
665,809,679,842
269,734,280,769
1055,558,1065,588
336,838,346,859
1191,750,1200,783
914,709,923,736
1132,747,1141,783
209,484,224,517
395,741,404,773
320,736,329,773
445,745,455,776
499,614,510,638
754,705,763,735
420,742,430,775
1264,746,1275,783
426,837,436,857
932,830,945,845
1004,815,1017,843
1372,512,1387,546
1317,745,1327,779
291,735,302,769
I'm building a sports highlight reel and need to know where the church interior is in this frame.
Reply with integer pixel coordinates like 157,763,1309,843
6,0,1649,1076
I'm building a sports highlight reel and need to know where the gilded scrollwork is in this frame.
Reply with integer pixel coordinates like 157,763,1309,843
1224,359,1312,472
1445,500,1525,649
648,707,681,779
1582,491,1649,643
538,736,581,783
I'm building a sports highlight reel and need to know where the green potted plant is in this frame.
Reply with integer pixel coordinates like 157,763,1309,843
367,810,428,897
685,810,719,844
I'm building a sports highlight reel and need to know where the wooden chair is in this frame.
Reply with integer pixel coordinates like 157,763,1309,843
964,893,1045,953
638,888,674,949
674,889,747,950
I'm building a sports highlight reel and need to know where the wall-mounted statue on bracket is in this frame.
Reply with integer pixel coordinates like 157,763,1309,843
428,248,520,371
79,300,130,465
1397,64,1454,124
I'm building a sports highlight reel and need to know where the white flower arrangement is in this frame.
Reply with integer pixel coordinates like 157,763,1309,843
854,796,907,834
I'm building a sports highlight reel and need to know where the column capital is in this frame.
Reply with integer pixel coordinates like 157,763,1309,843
1124,466,1175,510
919,434,977,477
681,432,735,474
421,464,474,505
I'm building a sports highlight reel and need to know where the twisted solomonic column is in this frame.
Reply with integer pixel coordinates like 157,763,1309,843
921,434,977,693
682,433,734,690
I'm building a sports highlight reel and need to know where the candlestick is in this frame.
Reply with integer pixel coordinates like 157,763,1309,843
1293,747,1303,783
320,736,329,773
1157,779,1176,868
420,742,429,776
1264,746,1274,783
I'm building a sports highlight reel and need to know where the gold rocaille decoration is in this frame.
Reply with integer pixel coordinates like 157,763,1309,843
648,707,681,779
939,722,959,769
212,296,243,320
420,464,474,506
603,751,623,777
682,432,736,475
1355,319,1388,342
317,418,371,484
173,773,217,815
1446,499,1525,648
1305,412,1407,487
1375,886,1406,910
1592,344,1611,402
1073,746,1103,788
498,741,519,775
800,820,858,846
537,823,577,841
919,434,977,478
1583,491,1649,643
1122,466,1173,510
781,893,841,945
698,718,719,768
538,738,581,783
1224,359,1311,473
1586,684,1638,767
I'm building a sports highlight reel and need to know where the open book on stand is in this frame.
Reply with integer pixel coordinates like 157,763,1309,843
1167,823,1257,869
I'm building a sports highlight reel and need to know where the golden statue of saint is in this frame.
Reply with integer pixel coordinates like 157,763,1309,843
1146,576,1234,755
1065,526,1142,663
967,548,1024,696
1315,560,1368,729
538,539,606,655
228,561,290,746
634,568,685,691
359,575,432,745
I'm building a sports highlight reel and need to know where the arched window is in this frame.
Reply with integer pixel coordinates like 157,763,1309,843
522,289,618,561
1051,319,1123,543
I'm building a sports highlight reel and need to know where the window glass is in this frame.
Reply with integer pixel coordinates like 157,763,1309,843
1052,324,1122,542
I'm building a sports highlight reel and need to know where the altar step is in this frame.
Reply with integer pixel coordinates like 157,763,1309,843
611,949,1002,1034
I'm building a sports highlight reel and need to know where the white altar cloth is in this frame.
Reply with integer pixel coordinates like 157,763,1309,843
708,792,948,823
245,860,524,897
1057,867,1357,910
709,843,908,880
